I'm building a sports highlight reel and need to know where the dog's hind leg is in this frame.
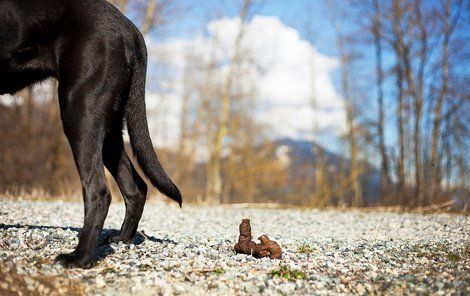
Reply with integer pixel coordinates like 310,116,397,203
54,113,111,267
53,49,117,268
54,100,112,268
103,127,147,244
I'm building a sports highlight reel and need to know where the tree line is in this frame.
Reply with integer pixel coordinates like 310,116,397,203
0,0,468,208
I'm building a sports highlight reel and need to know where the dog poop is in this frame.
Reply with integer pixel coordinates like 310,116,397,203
258,234,282,259
234,219,282,259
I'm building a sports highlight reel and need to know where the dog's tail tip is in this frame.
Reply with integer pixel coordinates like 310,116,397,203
168,191,183,208
148,167,183,207
169,186,183,209
177,193,183,208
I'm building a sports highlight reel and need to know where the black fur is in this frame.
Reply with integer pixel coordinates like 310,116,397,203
0,0,182,268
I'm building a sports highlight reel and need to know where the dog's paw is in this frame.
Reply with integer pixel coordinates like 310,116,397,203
107,234,133,244
54,253,91,268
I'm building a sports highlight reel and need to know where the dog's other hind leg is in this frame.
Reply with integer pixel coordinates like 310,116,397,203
103,127,147,244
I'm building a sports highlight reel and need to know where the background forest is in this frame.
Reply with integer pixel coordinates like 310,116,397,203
0,0,468,208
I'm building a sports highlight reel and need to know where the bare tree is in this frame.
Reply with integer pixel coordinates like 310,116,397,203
371,0,391,192
392,0,407,204
303,1,332,207
205,0,253,203
328,0,363,207
429,0,451,203
141,0,158,35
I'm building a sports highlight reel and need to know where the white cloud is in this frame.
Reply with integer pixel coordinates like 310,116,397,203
145,16,346,147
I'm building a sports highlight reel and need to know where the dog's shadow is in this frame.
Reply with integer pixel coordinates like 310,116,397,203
0,223,177,264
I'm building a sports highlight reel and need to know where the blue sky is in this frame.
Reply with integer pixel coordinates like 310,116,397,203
138,0,469,156
143,0,355,153
152,0,339,54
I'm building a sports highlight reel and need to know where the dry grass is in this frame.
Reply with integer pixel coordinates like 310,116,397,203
0,191,467,215
0,188,81,202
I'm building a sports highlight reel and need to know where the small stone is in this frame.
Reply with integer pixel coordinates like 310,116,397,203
95,276,106,288
340,277,349,285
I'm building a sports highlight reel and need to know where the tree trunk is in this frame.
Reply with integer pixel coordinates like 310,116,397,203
392,0,406,205
338,32,362,207
141,0,158,35
372,0,390,192
413,0,427,206
206,0,251,203
430,0,450,204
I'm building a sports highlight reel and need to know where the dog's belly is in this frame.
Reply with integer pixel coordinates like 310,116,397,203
0,45,55,76
0,45,56,95
12,46,56,70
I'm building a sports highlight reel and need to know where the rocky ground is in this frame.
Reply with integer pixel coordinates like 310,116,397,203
0,199,468,295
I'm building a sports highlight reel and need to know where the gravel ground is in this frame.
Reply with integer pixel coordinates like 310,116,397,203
0,199,469,295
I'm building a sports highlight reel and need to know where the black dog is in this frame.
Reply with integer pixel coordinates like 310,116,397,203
0,0,182,268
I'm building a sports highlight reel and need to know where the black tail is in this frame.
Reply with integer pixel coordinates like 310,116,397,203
125,38,182,207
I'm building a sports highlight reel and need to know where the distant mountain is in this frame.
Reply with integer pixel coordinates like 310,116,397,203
273,138,342,167
126,137,382,204
271,138,382,202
